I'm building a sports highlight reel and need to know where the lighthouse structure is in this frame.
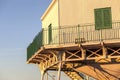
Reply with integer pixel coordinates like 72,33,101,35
27,0,120,80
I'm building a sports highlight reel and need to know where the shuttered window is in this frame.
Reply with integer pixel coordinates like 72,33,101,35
48,24,52,44
94,7,112,30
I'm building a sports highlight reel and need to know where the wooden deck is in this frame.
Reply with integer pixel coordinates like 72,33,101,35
27,40,120,63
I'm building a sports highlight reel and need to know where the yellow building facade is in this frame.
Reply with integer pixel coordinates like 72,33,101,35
40,0,120,46
41,0,120,26
27,0,120,80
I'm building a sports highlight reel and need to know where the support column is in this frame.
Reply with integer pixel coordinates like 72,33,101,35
39,62,45,80
58,62,62,80
79,44,86,60
57,51,63,80
101,42,107,58
85,75,89,80
82,48,86,60
46,71,48,80
41,71,45,80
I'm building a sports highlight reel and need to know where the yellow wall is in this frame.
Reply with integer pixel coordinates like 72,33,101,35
58,0,120,43
41,0,120,44
41,0,59,45
59,0,120,26
41,0,59,28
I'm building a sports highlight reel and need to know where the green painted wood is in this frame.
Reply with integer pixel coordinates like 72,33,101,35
94,9,103,30
103,8,112,29
48,24,52,44
27,29,43,60
94,7,112,30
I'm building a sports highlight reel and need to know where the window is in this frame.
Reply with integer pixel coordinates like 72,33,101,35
94,7,112,30
48,24,52,44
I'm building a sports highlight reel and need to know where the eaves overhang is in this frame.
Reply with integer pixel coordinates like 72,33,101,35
41,0,57,21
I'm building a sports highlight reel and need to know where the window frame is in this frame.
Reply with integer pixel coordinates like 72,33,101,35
94,7,112,30
48,24,52,44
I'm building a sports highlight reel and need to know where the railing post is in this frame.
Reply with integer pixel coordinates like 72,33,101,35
63,32,65,44
78,24,80,40
42,28,44,46
59,27,61,45
99,29,103,42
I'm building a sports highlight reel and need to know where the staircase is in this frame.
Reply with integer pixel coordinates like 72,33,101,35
64,71,83,80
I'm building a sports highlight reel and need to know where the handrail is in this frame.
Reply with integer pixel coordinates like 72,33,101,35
27,21,120,61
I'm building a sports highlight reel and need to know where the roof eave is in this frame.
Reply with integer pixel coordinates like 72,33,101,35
41,0,57,21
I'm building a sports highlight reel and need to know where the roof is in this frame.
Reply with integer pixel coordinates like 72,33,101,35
41,0,57,21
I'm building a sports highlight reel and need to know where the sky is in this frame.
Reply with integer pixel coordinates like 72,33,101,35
0,0,52,80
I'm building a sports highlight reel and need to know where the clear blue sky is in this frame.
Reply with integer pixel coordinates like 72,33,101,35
0,0,51,80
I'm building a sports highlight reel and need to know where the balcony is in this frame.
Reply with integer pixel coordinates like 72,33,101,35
27,21,120,61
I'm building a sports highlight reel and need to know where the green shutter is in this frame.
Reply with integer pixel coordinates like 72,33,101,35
94,9,103,30
48,24,52,44
94,7,112,30
103,8,112,29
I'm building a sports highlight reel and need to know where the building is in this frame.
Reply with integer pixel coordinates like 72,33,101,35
27,0,120,80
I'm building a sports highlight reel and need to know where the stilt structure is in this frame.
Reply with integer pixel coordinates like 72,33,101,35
27,0,120,80
28,39,120,80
